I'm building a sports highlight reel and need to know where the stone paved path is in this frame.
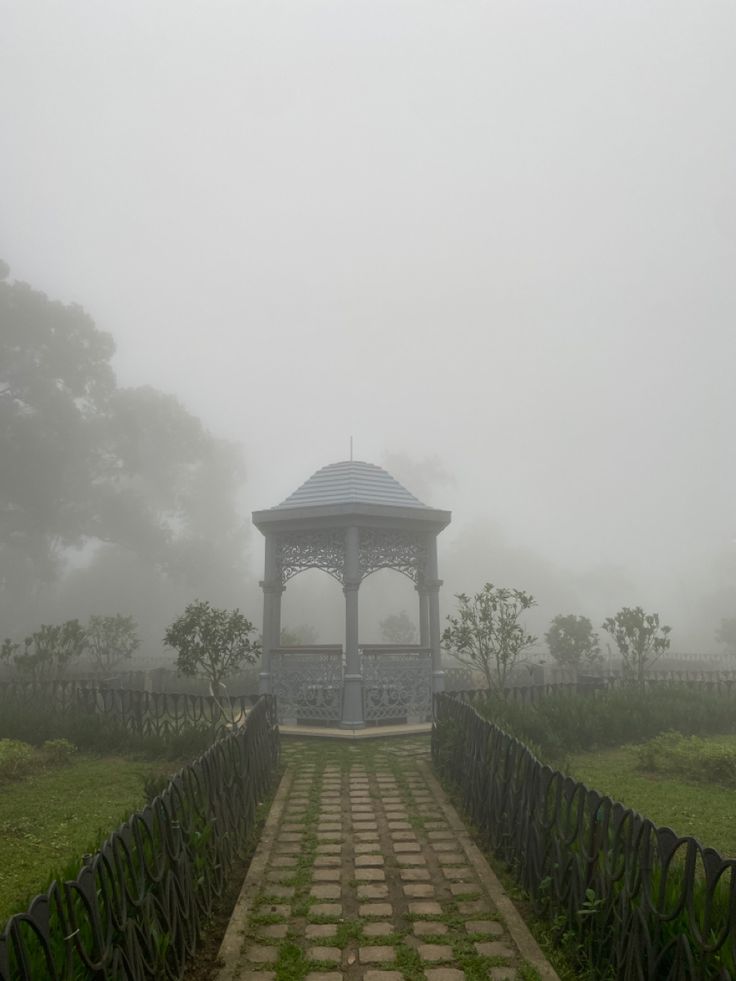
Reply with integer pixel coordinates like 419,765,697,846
215,737,557,981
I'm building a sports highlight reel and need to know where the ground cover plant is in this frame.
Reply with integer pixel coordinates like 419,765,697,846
568,733,736,856
0,752,163,921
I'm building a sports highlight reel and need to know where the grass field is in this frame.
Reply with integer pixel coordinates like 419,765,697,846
568,734,736,858
0,755,170,923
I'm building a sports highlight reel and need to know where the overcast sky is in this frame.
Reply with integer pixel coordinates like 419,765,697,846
2,1,735,638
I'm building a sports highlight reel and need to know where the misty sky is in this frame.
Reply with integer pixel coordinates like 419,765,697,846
2,1,735,638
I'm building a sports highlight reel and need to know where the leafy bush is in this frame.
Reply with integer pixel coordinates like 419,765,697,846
637,731,736,787
477,685,736,765
40,739,77,765
0,739,36,781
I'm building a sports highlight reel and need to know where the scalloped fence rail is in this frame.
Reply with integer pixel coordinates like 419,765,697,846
0,680,259,738
0,695,279,980
432,690,736,981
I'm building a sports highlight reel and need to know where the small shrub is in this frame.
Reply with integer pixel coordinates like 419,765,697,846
0,739,37,781
40,738,77,765
637,731,736,787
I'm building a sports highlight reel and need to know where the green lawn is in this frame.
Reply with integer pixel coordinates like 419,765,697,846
568,735,736,858
0,755,166,922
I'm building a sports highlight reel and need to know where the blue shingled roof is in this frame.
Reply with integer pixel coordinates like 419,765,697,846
275,461,426,510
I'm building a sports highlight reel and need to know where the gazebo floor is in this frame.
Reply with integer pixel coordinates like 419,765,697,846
279,722,432,740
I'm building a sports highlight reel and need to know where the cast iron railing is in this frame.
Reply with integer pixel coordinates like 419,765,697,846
432,691,736,980
0,695,279,980
0,681,256,738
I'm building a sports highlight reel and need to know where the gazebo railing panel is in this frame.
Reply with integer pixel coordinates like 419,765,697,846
361,648,432,724
270,647,343,725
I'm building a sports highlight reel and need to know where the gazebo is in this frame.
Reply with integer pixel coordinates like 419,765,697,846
252,460,451,728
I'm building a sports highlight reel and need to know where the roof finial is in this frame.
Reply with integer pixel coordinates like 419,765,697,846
350,435,353,462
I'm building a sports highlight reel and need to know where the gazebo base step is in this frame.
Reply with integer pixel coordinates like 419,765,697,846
279,721,431,740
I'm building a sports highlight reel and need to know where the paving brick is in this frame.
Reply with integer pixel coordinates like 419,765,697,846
353,821,379,831
465,921,504,936
274,843,301,854
317,823,343,832
396,854,426,866
393,841,421,853
390,831,417,841
307,947,342,963
403,883,435,898
355,832,380,843
428,830,454,840
355,867,385,882
413,921,448,936
424,970,465,981
316,843,342,855
310,903,343,918
458,900,491,916
305,924,339,939
310,884,341,900
359,946,395,963
418,944,453,962
244,946,278,964
475,941,514,958
305,973,343,981
265,885,295,899
424,822,449,830
257,904,290,918
240,973,275,981
313,868,341,882
356,853,384,867
270,855,297,868
363,922,394,937
363,971,403,981
449,883,480,897
437,853,465,865
279,833,303,842
387,821,411,830
441,867,473,881
359,903,393,917
433,840,460,852
400,868,431,881
314,855,341,868
408,901,443,916
358,883,389,900
355,842,382,854
489,969,516,980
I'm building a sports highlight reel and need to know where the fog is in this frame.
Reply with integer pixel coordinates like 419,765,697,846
2,1,735,660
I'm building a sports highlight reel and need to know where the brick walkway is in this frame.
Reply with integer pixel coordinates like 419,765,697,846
215,737,557,981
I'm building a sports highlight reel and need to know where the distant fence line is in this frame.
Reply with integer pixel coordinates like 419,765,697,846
432,690,736,980
0,694,279,981
0,680,259,737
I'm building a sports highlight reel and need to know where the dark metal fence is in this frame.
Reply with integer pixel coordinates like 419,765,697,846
0,681,257,738
432,691,736,980
0,695,279,980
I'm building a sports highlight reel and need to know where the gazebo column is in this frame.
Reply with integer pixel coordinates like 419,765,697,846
259,536,283,695
426,536,445,694
341,525,365,727
417,583,430,647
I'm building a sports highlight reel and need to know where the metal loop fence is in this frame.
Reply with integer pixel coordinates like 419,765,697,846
432,691,736,980
0,695,279,980
0,681,257,738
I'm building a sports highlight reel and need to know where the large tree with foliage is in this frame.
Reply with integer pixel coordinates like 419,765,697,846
602,606,671,687
379,610,417,645
442,583,537,693
0,261,248,633
545,614,601,670
85,614,140,674
1,620,88,682
164,600,260,694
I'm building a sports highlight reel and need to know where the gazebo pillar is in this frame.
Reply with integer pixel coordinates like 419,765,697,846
259,535,283,695
341,525,365,727
426,536,445,694
417,585,430,647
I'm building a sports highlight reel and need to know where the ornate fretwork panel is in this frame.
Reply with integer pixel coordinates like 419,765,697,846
359,530,427,583
362,651,432,723
276,531,346,584
270,651,344,724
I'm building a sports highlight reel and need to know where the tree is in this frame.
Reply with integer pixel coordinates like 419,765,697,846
164,600,260,694
442,583,537,693
545,614,601,669
4,620,88,683
602,607,671,687
0,262,249,635
86,614,140,674
379,610,417,645
715,618,736,655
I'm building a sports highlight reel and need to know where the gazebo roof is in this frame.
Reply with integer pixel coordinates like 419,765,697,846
276,461,425,510
252,460,451,532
